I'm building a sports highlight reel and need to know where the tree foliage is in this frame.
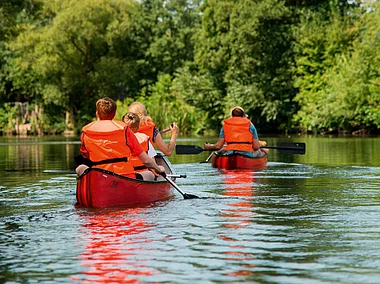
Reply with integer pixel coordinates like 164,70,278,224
10,0,145,130
173,0,297,131
292,1,378,134
118,73,205,135
1,0,380,135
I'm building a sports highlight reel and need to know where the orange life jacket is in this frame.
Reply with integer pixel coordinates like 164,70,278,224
81,120,135,175
223,117,254,152
138,120,155,145
130,133,150,171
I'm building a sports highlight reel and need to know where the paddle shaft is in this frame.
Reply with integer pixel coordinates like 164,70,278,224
161,173,199,199
160,123,174,134
160,128,170,134
44,170,186,179
163,175,185,196
261,146,301,150
43,170,76,174
261,142,306,155
176,142,305,155
200,152,215,163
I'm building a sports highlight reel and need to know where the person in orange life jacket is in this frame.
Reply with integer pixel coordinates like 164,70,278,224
128,102,179,157
122,112,158,181
75,97,165,178
203,106,268,157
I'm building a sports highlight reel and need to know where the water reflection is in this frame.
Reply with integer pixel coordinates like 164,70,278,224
218,170,257,277
220,170,256,229
72,207,154,283
2,136,380,283
0,137,80,174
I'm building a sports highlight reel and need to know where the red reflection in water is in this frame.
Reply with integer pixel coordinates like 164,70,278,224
71,207,154,283
219,170,257,275
220,170,256,229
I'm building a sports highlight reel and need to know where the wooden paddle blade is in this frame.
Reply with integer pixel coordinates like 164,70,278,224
175,145,205,154
262,142,306,155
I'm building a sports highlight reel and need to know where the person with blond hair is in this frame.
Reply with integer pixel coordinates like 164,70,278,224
76,97,165,178
128,102,179,156
122,112,158,181
203,106,268,157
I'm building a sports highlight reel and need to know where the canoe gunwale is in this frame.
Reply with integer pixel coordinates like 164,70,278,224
213,151,267,160
211,151,268,170
76,167,170,185
75,152,176,207
76,151,175,184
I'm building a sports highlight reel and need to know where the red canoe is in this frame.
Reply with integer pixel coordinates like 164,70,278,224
76,153,175,207
210,151,267,170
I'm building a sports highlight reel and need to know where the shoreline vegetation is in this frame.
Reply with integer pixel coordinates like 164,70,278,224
1,1,380,137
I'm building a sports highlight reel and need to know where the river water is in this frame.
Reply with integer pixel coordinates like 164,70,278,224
1,135,380,283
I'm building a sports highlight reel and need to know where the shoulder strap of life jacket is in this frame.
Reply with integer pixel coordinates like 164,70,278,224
74,155,128,167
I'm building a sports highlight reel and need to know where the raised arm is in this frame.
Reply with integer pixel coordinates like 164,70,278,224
154,123,179,156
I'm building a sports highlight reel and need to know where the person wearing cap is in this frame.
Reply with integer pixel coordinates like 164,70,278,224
203,106,268,157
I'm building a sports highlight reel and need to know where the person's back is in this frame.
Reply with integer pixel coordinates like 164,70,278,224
77,98,165,179
223,115,254,152
80,98,136,176
204,106,267,157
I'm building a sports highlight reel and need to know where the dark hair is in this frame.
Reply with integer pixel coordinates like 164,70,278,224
231,108,245,117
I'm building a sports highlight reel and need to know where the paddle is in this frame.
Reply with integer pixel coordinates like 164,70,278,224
43,169,187,179
160,123,174,134
261,142,306,155
200,152,215,163
176,145,207,154
160,128,170,134
160,172,199,199
176,142,306,155
43,170,76,174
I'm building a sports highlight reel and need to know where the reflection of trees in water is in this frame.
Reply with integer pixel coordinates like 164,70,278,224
2,141,79,172
72,207,153,283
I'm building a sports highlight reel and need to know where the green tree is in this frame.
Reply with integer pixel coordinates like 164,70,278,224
292,4,360,133
0,0,43,104
133,74,204,135
325,1,380,132
173,66,224,132
132,0,201,93
175,0,296,132
11,0,143,131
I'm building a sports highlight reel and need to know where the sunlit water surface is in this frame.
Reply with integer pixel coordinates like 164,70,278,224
1,136,380,283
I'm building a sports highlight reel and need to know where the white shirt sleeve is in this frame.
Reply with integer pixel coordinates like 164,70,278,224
147,141,157,157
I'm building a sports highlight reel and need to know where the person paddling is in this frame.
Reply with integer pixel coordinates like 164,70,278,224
203,106,268,157
128,102,179,157
75,97,165,178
